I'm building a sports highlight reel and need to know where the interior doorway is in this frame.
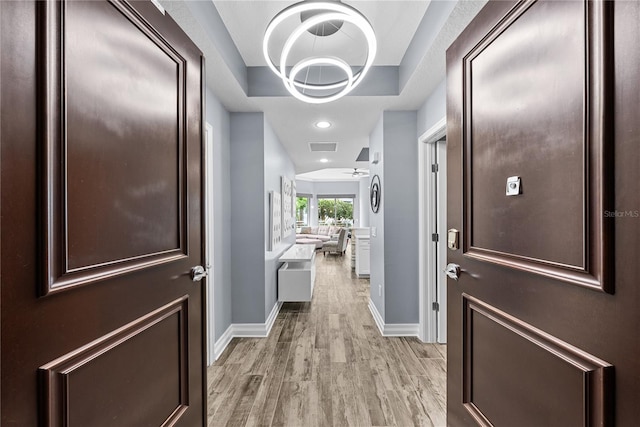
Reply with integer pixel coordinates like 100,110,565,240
418,117,447,343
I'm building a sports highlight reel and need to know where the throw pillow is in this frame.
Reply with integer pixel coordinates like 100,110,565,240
300,226,311,234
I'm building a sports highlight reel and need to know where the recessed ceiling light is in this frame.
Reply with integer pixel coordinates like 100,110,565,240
315,121,331,129
320,158,329,163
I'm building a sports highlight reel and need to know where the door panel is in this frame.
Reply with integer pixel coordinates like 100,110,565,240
40,297,188,426
463,295,611,427
462,0,611,293
447,0,639,425
468,0,585,269
64,0,184,271
1,1,205,425
43,0,188,293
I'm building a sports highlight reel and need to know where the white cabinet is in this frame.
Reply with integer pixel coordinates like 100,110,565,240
278,244,316,302
350,228,370,269
355,236,370,278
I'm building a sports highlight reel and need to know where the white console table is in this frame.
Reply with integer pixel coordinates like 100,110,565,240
278,244,316,302
355,235,370,278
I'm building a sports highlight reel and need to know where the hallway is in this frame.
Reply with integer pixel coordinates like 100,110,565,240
208,246,447,426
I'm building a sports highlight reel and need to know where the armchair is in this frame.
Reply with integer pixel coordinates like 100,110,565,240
322,228,348,256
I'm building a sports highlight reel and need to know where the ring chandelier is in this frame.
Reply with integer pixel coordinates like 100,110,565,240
262,1,377,104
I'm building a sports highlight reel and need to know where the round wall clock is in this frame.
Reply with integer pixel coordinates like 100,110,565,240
370,174,381,213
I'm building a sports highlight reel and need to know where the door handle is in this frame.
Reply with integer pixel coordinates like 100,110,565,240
190,265,207,282
444,263,461,281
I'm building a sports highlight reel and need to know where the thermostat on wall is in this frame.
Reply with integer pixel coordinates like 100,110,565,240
372,152,381,164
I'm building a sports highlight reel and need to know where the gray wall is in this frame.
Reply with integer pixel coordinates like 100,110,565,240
368,118,385,318
383,112,419,324
264,119,296,317
368,111,419,324
230,112,296,323
399,2,457,92
183,0,247,93
295,180,314,195
230,113,266,323
417,79,446,137
206,88,232,342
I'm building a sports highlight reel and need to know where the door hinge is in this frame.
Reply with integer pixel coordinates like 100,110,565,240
431,233,439,242
431,164,439,173
432,302,439,311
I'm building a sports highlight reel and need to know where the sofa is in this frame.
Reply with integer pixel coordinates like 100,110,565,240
296,225,343,249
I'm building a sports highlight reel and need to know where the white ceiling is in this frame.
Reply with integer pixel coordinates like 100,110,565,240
297,167,369,181
161,0,487,176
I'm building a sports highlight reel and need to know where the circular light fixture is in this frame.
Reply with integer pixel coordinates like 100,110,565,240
320,158,329,163
315,121,331,129
285,55,354,103
263,1,377,104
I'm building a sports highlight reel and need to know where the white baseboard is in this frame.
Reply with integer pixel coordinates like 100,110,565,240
368,298,419,337
212,301,283,361
265,300,283,335
233,300,283,337
369,298,385,335
213,324,234,361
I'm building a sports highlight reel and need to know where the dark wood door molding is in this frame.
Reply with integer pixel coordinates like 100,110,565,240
447,0,639,425
39,0,190,296
1,1,206,425
461,0,613,293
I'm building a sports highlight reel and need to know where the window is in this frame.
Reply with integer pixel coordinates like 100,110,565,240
318,197,353,227
296,196,310,226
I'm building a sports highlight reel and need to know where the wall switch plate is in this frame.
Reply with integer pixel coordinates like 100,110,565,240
378,284,382,297
371,226,377,237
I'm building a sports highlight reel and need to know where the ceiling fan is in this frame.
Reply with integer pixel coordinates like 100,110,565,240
343,168,369,177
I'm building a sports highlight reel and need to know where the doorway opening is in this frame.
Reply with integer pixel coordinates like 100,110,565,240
418,117,447,343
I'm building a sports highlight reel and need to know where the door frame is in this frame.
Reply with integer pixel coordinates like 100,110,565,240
204,122,215,365
418,117,447,343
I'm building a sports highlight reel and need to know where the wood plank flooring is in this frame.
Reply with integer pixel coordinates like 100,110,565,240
208,246,447,426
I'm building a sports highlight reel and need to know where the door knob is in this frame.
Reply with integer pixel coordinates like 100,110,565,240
190,265,207,282
444,263,461,281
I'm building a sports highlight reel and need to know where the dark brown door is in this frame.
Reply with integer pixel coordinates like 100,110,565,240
1,1,205,425
446,0,639,425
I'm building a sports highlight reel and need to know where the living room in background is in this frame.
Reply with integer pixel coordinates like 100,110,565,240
296,194,311,227
317,195,354,227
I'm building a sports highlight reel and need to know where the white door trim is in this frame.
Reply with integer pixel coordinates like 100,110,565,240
418,117,447,343
204,122,215,365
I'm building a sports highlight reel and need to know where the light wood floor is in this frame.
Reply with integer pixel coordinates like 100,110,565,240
207,246,447,427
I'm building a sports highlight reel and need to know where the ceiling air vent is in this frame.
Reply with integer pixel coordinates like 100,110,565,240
308,142,338,152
